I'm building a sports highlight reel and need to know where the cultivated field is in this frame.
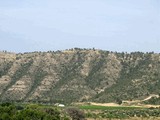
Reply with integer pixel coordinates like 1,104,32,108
78,104,160,120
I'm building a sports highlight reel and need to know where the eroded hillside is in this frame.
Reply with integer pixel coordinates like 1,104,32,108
0,49,160,104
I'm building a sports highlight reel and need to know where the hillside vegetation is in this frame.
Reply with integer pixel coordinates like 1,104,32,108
0,49,160,104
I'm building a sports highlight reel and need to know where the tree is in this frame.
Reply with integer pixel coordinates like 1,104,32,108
66,107,86,120
116,98,122,105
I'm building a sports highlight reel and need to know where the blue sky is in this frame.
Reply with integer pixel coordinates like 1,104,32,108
0,0,159,52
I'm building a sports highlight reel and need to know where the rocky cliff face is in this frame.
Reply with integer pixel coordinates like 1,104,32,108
0,49,160,104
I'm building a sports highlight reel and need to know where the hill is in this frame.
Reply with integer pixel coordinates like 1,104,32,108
0,49,160,104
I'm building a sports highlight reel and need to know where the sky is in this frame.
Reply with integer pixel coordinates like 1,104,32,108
0,0,159,53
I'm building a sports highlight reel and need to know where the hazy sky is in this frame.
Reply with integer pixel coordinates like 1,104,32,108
0,0,159,52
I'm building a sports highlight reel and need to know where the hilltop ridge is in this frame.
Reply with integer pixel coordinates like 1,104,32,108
0,48,160,104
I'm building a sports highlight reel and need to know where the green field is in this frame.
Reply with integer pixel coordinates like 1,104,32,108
79,105,143,110
79,105,160,119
